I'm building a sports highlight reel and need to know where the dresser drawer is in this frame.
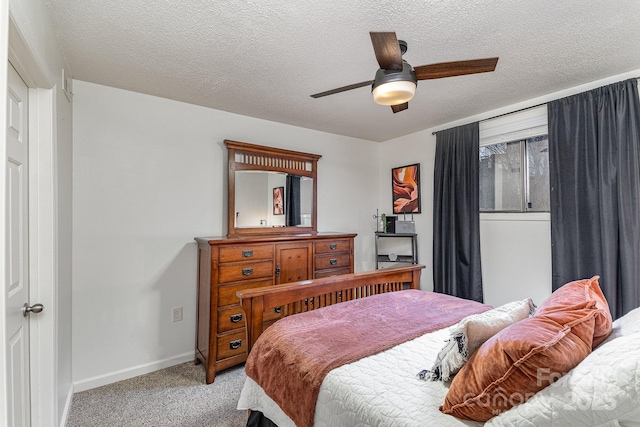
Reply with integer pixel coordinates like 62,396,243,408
218,260,273,283
314,239,351,254
218,279,272,307
219,244,274,263
217,306,246,332
314,253,351,271
314,267,351,279
217,330,246,360
218,304,282,332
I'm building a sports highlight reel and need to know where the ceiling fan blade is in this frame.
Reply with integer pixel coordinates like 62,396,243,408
414,57,499,80
370,32,403,71
310,80,374,98
391,103,408,113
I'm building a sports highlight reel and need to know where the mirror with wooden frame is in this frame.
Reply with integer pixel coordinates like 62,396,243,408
226,140,321,237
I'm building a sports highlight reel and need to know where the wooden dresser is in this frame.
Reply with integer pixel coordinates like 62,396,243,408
194,232,356,383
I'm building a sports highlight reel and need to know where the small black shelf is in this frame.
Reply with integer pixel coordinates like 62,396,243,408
376,255,416,263
374,232,418,270
375,232,417,237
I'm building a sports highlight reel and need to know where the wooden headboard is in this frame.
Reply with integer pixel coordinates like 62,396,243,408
237,264,425,351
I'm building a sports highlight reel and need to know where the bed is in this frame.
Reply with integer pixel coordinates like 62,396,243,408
236,266,640,426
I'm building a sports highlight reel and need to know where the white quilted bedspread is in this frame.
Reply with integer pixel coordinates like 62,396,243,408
238,327,483,426
238,307,640,427
314,326,483,427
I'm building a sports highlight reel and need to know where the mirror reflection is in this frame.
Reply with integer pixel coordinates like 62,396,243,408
234,171,313,228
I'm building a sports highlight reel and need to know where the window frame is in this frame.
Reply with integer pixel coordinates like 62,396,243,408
479,135,549,213
479,105,549,214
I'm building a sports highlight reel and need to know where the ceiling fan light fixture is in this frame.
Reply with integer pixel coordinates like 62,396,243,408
372,80,416,105
310,32,499,115
371,61,417,106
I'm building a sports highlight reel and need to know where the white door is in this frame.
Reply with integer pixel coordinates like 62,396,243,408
6,61,31,427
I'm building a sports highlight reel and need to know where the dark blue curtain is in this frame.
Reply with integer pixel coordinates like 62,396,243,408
548,79,640,319
285,175,301,226
433,122,483,303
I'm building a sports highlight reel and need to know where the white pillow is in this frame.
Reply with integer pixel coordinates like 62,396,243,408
600,305,640,345
421,298,535,381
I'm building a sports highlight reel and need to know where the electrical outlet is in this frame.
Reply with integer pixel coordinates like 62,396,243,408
172,306,183,322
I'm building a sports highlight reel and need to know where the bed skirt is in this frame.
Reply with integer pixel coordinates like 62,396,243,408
246,410,278,427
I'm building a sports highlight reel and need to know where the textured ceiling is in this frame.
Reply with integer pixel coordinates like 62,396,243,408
43,0,640,142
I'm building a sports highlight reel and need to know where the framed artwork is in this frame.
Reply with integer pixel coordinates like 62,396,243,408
391,163,421,214
273,186,284,215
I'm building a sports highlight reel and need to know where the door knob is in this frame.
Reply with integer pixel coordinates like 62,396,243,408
23,303,44,317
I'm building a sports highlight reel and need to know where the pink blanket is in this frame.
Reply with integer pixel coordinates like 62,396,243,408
245,290,490,427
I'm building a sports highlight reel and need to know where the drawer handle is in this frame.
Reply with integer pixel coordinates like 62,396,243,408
242,268,253,276
230,313,243,323
274,306,282,313
229,339,242,350
242,250,254,258
329,244,337,250
329,258,337,265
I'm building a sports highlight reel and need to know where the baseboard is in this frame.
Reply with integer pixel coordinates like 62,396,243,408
73,351,195,392
59,384,74,427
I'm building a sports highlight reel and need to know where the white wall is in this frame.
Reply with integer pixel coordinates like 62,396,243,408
479,213,551,307
56,81,74,426
379,130,437,291
235,172,269,227
71,80,380,390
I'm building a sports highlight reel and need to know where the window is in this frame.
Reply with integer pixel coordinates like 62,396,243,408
479,134,549,212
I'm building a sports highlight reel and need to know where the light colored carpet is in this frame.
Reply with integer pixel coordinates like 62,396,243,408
66,362,248,427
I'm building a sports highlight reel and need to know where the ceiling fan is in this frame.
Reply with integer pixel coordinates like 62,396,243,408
310,32,499,113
